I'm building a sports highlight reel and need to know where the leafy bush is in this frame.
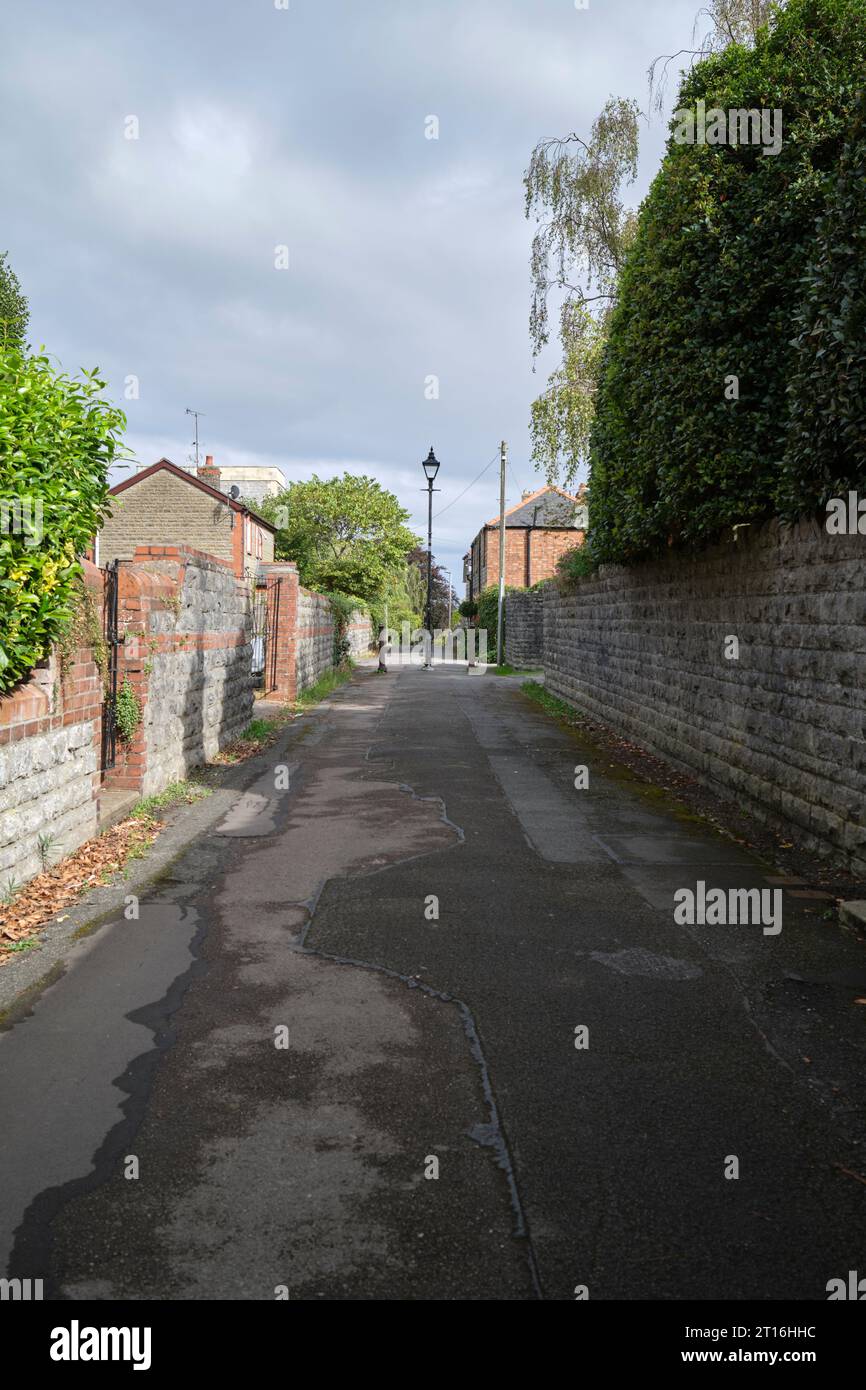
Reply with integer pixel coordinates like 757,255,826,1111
328,591,367,667
556,541,598,588
458,599,477,619
477,584,518,661
783,83,866,508
0,347,126,692
588,0,866,564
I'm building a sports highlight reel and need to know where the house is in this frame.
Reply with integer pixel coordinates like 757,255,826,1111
133,460,286,506
98,457,277,578
463,484,587,603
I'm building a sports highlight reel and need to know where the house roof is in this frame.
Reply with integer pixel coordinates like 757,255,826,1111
109,458,278,532
483,483,585,530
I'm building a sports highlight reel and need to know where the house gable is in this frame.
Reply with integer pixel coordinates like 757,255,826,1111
100,467,236,567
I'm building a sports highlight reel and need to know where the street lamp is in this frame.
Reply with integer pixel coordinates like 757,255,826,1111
421,447,440,668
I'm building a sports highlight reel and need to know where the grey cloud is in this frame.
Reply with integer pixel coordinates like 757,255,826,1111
1,0,697,578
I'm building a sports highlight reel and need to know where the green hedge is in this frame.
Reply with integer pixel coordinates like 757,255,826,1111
0,348,125,692
588,0,866,564
477,584,518,661
783,83,866,507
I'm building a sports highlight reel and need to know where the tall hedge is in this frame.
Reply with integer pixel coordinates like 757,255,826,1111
588,0,866,564
0,348,126,692
783,84,866,507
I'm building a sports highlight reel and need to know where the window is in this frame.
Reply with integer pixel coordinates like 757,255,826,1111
244,517,252,555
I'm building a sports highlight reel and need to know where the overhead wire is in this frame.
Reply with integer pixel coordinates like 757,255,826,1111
432,452,499,519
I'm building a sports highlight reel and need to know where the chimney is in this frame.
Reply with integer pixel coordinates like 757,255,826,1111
197,454,221,490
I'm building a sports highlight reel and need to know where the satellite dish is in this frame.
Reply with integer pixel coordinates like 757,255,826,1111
229,484,241,500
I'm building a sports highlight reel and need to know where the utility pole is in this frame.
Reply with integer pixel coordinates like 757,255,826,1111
496,439,507,666
185,408,204,471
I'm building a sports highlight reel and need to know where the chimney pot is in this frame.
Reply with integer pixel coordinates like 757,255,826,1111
197,455,221,489
198,455,222,489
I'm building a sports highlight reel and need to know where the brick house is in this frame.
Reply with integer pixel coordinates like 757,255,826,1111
463,484,586,603
98,457,277,579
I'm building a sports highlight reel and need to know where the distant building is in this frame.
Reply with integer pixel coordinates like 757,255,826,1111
463,484,586,603
99,457,276,578
134,460,285,506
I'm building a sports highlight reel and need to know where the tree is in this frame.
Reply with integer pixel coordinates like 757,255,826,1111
526,5,784,490
524,97,640,487
528,303,607,486
0,347,126,691
0,251,29,347
256,473,418,603
649,0,778,111
406,546,457,629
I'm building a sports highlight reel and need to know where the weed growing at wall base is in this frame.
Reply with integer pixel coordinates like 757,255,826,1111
295,666,353,708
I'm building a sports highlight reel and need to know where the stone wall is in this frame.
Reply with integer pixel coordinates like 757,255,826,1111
0,562,104,886
259,568,369,700
541,516,866,874
110,546,254,795
297,589,334,693
505,588,545,667
0,547,257,887
346,609,373,658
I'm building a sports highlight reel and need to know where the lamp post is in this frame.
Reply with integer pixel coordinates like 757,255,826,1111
421,447,440,668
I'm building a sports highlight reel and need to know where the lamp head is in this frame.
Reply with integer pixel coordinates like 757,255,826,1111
422,447,440,482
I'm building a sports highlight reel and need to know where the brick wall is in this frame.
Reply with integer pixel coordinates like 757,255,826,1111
541,516,866,874
0,546,259,887
258,566,370,700
505,587,545,667
528,528,584,584
0,561,104,886
107,546,254,795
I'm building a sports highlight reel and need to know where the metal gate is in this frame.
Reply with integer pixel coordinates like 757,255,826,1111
251,577,280,691
101,559,121,772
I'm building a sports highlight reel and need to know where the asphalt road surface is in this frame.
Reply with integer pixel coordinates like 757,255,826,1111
2,663,865,1300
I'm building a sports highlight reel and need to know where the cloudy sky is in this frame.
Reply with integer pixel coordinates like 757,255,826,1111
1,0,699,585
